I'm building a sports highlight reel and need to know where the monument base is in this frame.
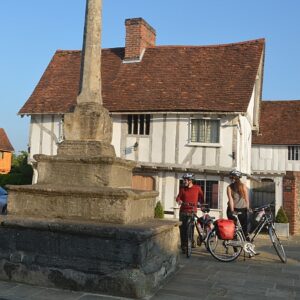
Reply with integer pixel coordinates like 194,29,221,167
0,216,180,299
7,184,158,224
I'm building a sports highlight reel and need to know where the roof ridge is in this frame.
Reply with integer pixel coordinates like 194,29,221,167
262,99,300,103
54,39,264,54
56,50,81,54
55,47,125,54
149,38,265,49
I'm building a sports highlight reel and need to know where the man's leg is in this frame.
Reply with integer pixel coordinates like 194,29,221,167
179,212,188,252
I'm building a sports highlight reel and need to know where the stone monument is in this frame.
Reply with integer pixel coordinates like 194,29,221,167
0,0,179,298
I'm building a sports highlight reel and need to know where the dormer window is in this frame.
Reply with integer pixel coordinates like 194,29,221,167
189,118,220,145
127,114,151,135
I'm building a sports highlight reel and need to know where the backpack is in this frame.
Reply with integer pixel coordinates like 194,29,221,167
215,219,235,240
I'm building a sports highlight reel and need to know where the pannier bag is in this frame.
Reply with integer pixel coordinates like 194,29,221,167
215,219,235,240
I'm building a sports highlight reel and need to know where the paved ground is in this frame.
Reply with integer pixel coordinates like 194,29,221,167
0,235,298,300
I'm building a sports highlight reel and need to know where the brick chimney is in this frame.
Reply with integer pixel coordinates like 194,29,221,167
124,18,156,61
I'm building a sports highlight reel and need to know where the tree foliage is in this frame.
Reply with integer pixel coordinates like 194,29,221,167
0,151,33,187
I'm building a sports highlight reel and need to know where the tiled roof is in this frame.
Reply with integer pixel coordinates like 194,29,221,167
252,100,300,145
0,128,14,152
19,39,264,115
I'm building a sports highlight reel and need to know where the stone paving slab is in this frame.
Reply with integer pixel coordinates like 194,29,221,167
0,235,298,300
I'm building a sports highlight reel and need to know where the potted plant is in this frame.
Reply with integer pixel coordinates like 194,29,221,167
274,206,289,238
154,201,164,219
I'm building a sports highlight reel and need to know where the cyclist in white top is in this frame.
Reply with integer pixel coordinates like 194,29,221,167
227,170,250,237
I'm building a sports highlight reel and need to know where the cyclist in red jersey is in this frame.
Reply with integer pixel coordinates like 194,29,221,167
176,173,204,253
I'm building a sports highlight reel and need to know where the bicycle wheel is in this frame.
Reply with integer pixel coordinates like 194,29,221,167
268,225,287,263
207,229,243,262
186,222,194,258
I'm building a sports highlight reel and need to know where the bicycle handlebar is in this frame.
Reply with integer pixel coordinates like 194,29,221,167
252,204,272,212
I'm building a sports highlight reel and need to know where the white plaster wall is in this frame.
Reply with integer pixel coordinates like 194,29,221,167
29,114,62,160
205,147,217,166
151,115,164,163
30,115,42,160
126,115,237,168
274,176,283,213
157,171,163,204
219,116,234,168
190,147,203,165
124,136,136,161
42,115,53,156
163,172,176,211
238,115,252,174
137,137,151,162
111,115,122,157
246,88,255,126
252,145,300,172
47,112,239,170
164,117,177,164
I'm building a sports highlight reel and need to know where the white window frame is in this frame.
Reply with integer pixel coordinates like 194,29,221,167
188,117,221,147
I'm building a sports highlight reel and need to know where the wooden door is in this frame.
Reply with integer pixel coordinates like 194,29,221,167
251,179,275,213
132,175,155,191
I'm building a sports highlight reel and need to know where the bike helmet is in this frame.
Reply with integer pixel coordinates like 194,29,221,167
229,170,243,178
182,173,194,180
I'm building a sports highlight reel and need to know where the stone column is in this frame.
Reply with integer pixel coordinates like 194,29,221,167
77,0,102,105
62,0,114,156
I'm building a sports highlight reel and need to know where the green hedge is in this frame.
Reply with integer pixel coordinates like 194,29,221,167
0,151,33,188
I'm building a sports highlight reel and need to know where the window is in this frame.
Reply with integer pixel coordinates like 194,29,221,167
0,152,3,160
127,114,150,135
288,146,300,160
179,179,219,209
190,119,220,144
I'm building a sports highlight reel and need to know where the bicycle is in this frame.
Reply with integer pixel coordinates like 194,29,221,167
207,204,287,263
185,204,215,258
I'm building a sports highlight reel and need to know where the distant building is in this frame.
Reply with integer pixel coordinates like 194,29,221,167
0,128,14,174
19,18,264,219
252,100,300,235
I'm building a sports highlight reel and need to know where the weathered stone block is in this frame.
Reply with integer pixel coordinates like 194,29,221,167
34,154,135,188
0,217,180,299
7,185,158,224
64,103,112,143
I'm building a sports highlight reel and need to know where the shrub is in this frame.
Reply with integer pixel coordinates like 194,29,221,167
154,201,164,219
275,206,289,223
0,151,33,188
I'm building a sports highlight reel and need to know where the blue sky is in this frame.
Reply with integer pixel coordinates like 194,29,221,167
1,0,299,152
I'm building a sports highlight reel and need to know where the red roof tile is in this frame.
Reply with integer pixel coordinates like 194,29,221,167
253,100,300,145
0,128,14,152
19,39,264,114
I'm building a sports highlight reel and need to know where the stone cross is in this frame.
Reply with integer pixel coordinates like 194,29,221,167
63,0,113,150
77,0,102,105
